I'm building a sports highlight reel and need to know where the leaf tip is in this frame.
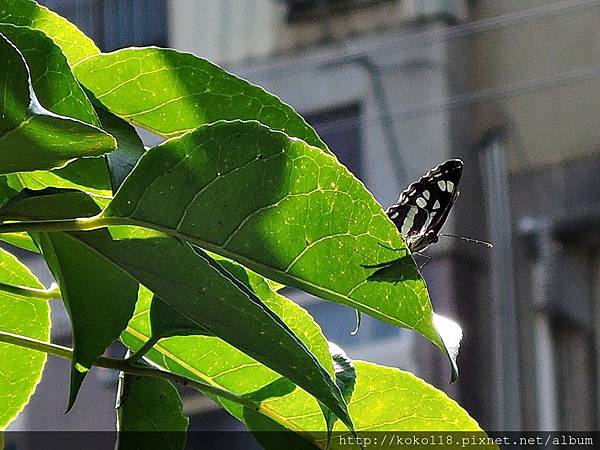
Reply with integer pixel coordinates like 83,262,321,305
432,313,462,383
65,364,89,413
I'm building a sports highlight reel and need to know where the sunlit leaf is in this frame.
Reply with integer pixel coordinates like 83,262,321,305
0,0,99,65
0,189,352,430
73,48,326,150
0,248,50,429
0,33,115,174
102,120,454,370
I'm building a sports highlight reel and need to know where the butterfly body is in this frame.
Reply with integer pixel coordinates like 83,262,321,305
386,159,463,252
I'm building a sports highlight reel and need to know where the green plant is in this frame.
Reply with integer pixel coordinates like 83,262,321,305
0,1,484,448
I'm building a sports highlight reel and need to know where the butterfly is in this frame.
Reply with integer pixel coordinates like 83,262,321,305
352,159,489,336
386,159,463,252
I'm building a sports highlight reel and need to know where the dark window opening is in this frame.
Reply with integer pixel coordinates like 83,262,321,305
38,0,168,51
304,103,363,180
281,0,394,22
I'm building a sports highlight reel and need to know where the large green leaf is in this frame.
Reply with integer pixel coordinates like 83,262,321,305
0,23,114,196
8,103,145,199
102,120,457,374
0,247,50,429
251,360,484,448
329,362,483,447
0,0,99,65
115,373,188,450
73,48,326,149
0,33,116,174
77,231,351,429
122,280,334,436
37,229,139,411
0,189,353,430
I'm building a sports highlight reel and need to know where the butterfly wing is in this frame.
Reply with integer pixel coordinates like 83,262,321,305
386,159,463,252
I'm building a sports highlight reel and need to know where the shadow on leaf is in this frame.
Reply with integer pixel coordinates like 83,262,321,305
362,253,420,284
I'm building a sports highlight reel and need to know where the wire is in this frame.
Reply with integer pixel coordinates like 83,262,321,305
304,62,600,136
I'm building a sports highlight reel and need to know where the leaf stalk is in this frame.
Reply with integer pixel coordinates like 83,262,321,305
0,281,60,300
0,330,259,411
0,215,114,234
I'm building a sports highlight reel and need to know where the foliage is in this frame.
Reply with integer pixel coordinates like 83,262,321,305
0,1,485,447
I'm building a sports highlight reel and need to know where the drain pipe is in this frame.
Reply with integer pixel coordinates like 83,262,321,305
479,132,522,430
525,224,560,431
321,55,408,184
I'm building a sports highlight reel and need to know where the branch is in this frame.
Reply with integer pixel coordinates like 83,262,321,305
0,330,258,411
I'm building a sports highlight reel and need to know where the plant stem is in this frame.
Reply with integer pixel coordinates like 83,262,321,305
0,281,60,301
0,215,114,234
0,330,258,411
125,335,160,363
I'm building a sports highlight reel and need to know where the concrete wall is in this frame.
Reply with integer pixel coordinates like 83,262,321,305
471,1,600,172
167,0,469,65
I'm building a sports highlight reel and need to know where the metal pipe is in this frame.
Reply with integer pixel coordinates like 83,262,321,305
480,134,522,430
320,55,408,184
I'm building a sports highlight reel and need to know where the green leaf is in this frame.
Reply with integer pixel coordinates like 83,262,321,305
336,361,482,434
12,102,146,198
0,232,39,253
38,230,139,410
0,0,99,65
80,233,351,429
73,48,326,149
102,120,455,370
115,373,188,450
323,342,356,445
0,247,50,429
123,280,334,436
94,105,146,191
20,192,139,410
0,189,352,430
0,33,116,174
0,23,99,125
11,159,113,199
0,24,114,197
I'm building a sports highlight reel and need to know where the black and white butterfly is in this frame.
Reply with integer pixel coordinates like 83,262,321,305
386,159,463,252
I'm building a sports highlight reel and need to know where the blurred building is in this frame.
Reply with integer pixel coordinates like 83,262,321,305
11,0,600,436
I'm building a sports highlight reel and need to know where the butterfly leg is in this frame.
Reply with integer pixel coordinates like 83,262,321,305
377,242,408,254
413,252,432,270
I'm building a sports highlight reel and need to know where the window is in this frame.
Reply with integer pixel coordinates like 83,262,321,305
305,103,363,180
549,241,599,430
38,0,168,51
282,0,394,22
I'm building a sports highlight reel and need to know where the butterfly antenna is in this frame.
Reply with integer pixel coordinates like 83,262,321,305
439,233,493,248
